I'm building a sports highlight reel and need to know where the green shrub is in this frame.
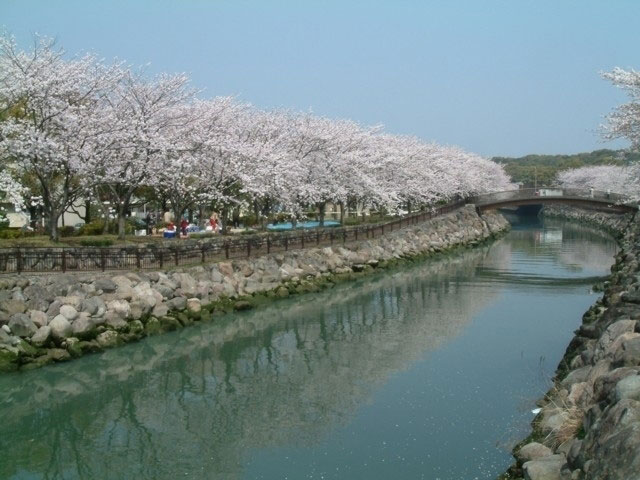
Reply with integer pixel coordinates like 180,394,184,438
125,217,146,234
0,228,22,239
189,232,216,240
239,214,258,227
78,238,113,247
342,217,361,226
273,213,290,223
78,220,107,236
59,226,76,237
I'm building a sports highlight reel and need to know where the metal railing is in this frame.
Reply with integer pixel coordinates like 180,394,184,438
0,200,468,274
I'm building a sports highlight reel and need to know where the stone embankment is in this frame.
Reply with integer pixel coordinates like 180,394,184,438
502,207,640,480
0,205,509,372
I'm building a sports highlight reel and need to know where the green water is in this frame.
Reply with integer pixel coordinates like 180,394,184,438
0,217,618,480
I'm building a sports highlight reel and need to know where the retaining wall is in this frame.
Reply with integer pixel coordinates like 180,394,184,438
502,207,640,480
0,205,509,372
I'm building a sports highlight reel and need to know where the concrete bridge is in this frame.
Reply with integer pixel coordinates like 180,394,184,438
468,187,638,214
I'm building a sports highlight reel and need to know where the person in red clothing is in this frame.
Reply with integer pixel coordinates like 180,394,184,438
180,218,188,236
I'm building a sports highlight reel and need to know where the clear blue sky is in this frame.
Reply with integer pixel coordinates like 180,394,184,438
2,0,639,157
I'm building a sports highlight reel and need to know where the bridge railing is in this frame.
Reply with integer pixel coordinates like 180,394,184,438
469,187,635,207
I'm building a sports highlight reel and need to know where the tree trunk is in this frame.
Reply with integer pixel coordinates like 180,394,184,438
48,211,59,242
29,205,37,230
173,206,186,238
102,212,110,235
85,198,92,223
232,207,240,228
117,213,126,240
253,200,260,228
198,205,205,228
339,201,345,225
220,206,229,235
317,202,326,226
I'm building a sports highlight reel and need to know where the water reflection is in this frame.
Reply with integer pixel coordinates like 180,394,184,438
0,217,618,480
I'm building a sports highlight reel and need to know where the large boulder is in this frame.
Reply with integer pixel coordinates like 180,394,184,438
96,330,119,348
81,297,106,316
582,401,640,480
210,269,223,283
217,262,234,277
168,296,187,311
8,313,37,338
151,303,169,318
94,278,117,293
128,300,150,320
106,299,131,319
30,310,48,328
516,442,553,463
173,273,197,296
59,305,78,321
0,328,13,346
615,375,640,402
71,314,98,338
49,315,72,341
23,284,52,302
0,299,27,316
111,275,133,291
31,326,51,346
24,284,53,311
57,295,83,309
46,300,61,318
104,312,128,331
186,298,201,314
593,367,639,402
132,283,160,308
522,454,566,480
613,336,640,367
561,366,591,389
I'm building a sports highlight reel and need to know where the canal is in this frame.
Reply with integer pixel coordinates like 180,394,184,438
0,215,618,480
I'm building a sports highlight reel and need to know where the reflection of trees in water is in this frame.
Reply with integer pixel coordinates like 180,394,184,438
0,245,509,480
0,221,618,480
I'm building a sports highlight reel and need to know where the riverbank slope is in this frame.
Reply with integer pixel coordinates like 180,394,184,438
0,205,509,372
502,206,640,480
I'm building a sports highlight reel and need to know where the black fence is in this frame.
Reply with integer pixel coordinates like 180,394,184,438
0,200,467,274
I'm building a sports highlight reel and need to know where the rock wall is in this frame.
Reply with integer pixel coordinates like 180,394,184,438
502,208,640,480
0,206,509,372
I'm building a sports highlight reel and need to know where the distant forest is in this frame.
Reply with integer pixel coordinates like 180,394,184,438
492,149,640,187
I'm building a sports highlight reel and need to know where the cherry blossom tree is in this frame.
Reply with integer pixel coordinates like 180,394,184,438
0,33,517,241
83,69,197,239
601,68,640,150
0,169,27,224
0,34,123,240
557,164,640,200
